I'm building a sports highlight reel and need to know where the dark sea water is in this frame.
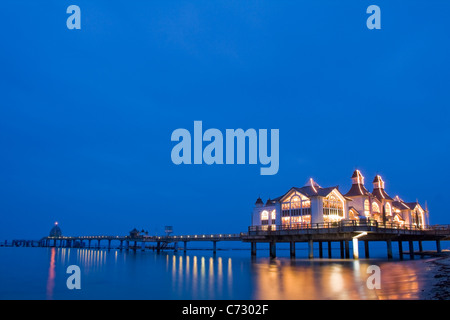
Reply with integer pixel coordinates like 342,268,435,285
0,243,443,300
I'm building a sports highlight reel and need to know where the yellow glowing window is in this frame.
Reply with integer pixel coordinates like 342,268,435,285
372,202,380,214
364,199,370,216
291,196,301,209
261,210,269,220
385,203,392,216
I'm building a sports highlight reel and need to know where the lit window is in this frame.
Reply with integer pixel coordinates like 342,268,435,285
372,202,380,214
271,210,276,220
323,193,344,219
291,196,301,209
385,203,392,216
364,200,370,216
261,210,269,220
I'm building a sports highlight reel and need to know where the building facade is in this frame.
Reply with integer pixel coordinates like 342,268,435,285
252,170,429,230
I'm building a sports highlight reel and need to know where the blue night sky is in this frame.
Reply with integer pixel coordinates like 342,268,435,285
0,1,449,240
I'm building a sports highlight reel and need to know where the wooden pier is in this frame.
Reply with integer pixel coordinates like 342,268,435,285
27,233,243,254
6,221,450,260
243,221,450,259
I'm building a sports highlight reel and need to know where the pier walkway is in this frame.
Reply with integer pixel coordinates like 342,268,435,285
7,221,450,260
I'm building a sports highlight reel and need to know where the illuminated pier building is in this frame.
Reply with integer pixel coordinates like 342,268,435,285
252,170,428,230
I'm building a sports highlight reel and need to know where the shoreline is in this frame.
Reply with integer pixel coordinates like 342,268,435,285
420,252,450,300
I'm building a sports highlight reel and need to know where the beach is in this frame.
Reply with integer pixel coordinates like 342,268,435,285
420,252,450,300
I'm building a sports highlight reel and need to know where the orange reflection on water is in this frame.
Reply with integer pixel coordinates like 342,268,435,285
252,259,424,300
46,248,56,300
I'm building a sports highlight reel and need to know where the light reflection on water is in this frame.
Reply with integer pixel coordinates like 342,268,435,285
0,247,431,300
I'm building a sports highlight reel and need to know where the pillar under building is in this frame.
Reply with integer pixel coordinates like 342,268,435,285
344,240,350,259
386,240,393,259
409,241,414,259
308,240,314,259
290,241,295,258
352,238,359,260
251,242,257,256
269,241,276,259
436,240,442,253
364,241,370,258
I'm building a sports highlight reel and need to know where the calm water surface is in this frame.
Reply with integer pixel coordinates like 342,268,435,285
0,247,434,300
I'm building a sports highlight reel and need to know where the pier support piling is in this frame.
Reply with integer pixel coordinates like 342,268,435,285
340,241,344,259
290,241,296,258
328,241,332,258
364,241,370,258
156,241,161,253
344,240,350,259
213,241,217,254
319,242,323,258
419,241,423,253
436,240,442,253
184,241,188,252
269,241,276,259
352,238,359,260
386,240,393,259
308,240,314,259
409,241,414,259
251,242,257,256
398,241,404,260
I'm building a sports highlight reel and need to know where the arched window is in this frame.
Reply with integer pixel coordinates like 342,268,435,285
281,192,312,226
385,203,392,216
261,210,269,220
291,196,301,209
364,199,370,216
372,202,380,214
323,193,344,220
414,209,423,228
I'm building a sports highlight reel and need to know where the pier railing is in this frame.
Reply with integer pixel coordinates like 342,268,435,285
248,221,450,237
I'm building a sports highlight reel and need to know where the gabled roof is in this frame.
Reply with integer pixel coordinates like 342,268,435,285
276,185,343,202
348,206,362,215
405,202,424,211
392,200,410,210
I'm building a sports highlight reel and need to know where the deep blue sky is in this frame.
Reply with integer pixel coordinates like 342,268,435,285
1,1,449,240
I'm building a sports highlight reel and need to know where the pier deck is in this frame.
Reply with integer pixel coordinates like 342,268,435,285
7,221,450,259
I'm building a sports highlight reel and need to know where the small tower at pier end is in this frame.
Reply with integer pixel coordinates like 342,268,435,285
49,222,62,237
